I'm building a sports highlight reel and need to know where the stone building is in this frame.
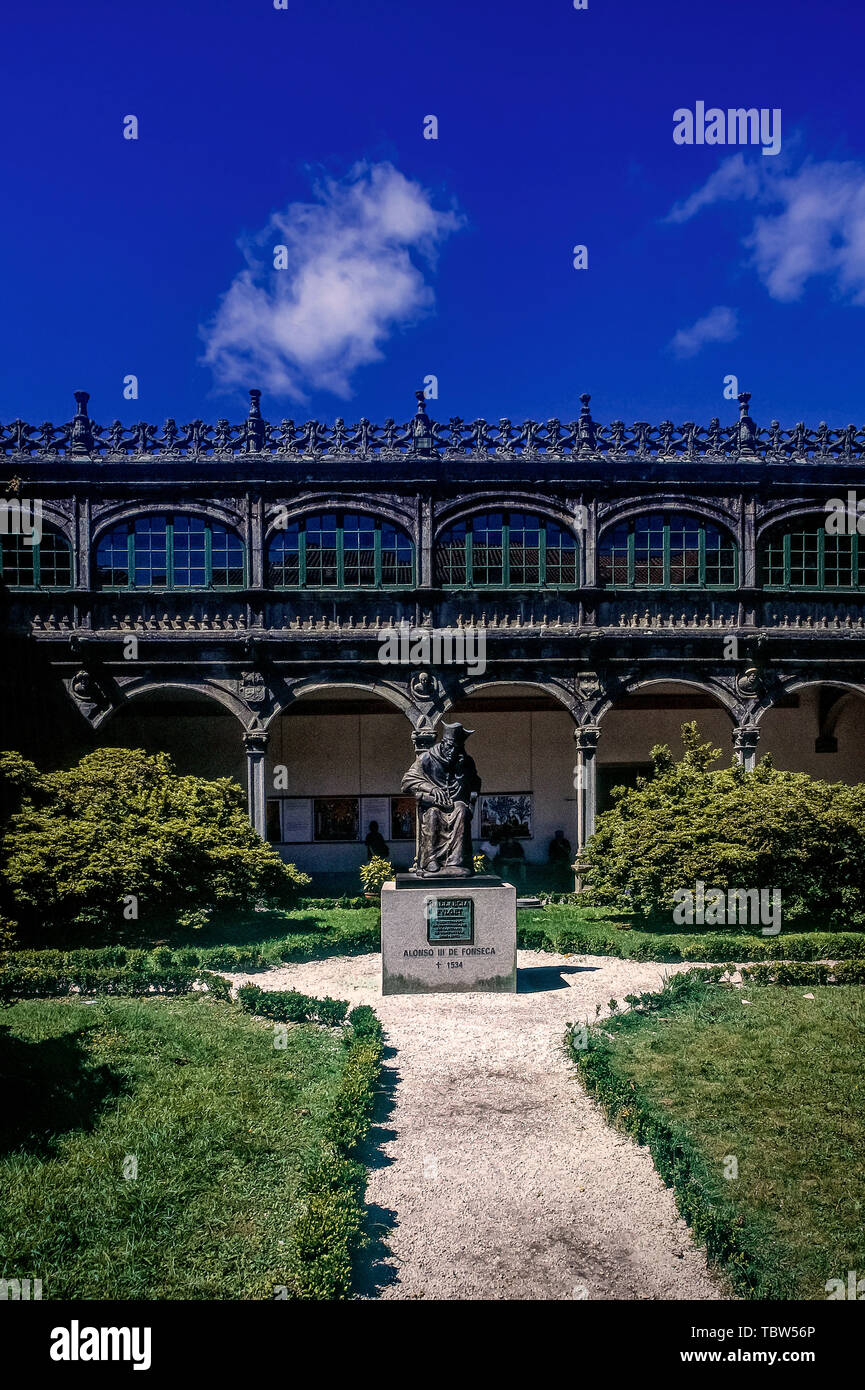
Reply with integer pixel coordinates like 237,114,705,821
3,386,865,881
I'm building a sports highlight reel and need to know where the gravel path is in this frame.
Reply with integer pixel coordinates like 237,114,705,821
227,951,727,1301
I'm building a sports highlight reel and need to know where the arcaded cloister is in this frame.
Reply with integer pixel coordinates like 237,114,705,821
3,387,865,884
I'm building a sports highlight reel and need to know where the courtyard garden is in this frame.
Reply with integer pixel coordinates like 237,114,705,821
1,728,865,1300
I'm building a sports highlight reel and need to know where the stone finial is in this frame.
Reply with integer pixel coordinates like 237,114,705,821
737,390,757,452
70,390,94,455
578,393,596,451
245,389,265,452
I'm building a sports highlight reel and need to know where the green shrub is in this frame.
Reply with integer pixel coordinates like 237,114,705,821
0,747,310,937
581,722,865,925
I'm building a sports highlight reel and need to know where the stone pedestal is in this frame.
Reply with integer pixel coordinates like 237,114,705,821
381,880,517,996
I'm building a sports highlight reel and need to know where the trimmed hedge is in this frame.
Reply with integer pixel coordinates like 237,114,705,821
0,957,232,1004
518,920,865,963
235,983,384,1298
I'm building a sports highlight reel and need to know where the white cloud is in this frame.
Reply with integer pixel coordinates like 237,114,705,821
200,162,463,401
666,154,865,305
669,305,739,359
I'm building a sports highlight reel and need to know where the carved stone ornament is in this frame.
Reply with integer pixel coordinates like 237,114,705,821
239,670,266,705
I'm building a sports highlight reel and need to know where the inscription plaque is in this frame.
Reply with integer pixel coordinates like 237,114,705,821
426,896,474,944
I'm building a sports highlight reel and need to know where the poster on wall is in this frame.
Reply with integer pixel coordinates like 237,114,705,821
479,793,533,841
313,796,360,842
282,798,314,844
361,796,391,843
390,795,417,841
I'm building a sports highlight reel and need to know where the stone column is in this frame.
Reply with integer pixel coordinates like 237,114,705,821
574,724,600,851
243,728,270,838
733,722,760,770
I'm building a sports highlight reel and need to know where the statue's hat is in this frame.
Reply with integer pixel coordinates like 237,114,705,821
439,721,474,743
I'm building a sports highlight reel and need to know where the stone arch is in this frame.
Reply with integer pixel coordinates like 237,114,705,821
596,498,739,542
265,674,421,730
441,674,580,721
263,496,417,544
755,501,833,539
92,675,252,731
594,673,738,725
753,677,865,781
91,500,247,547
432,494,578,541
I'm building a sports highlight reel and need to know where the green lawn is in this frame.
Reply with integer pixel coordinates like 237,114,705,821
571,975,865,1298
0,993,359,1299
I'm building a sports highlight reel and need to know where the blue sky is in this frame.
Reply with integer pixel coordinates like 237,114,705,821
2,0,864,430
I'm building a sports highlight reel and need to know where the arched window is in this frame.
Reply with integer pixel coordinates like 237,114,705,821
599,513,737,588
435,511,578,587
0,521,73,588
267,512,414,588
761,518,861,589
96,515,245,589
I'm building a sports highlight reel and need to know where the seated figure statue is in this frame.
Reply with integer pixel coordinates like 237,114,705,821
401,722,481,877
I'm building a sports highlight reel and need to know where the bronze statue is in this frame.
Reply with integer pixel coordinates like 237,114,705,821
401,722,481,877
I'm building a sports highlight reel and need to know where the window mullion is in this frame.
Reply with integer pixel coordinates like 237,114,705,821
854,533,859,589
166,518,174,590
336,517,344,589
783,531,791,589
817,529,825,591
502,517,510,588
127,524,135,591
698,525,706,587
299,524,306,587
662,519,671,589
539,523,547,587
627,527,634,587
374,523,382,588
466,525,473,587
205,523,213,589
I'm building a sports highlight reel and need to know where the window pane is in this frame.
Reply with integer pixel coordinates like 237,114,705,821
96,524,130,586
342,512,376,586
133,516,168,586
544,522,577,585
381,522,413,585
304,513,338,586
599,522,629,585
508,511,541,586
210,523,244,587
435,521,468,585
471,513,504,585
268,524,300,585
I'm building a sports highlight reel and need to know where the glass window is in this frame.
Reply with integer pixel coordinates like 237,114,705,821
0,524,72,588
761,521,859,589
599,513,737,588
96,515,244,589
266,513,414,588
435,512,578,587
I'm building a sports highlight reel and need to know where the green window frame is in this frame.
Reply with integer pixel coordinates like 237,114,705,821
95,514,245,590
761,523,860,590
435,511,578,588
599,513,737,589
0,525,73,589
266,512,414,589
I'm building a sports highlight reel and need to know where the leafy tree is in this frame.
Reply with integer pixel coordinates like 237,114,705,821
1,747,309,934
582,722,865,926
